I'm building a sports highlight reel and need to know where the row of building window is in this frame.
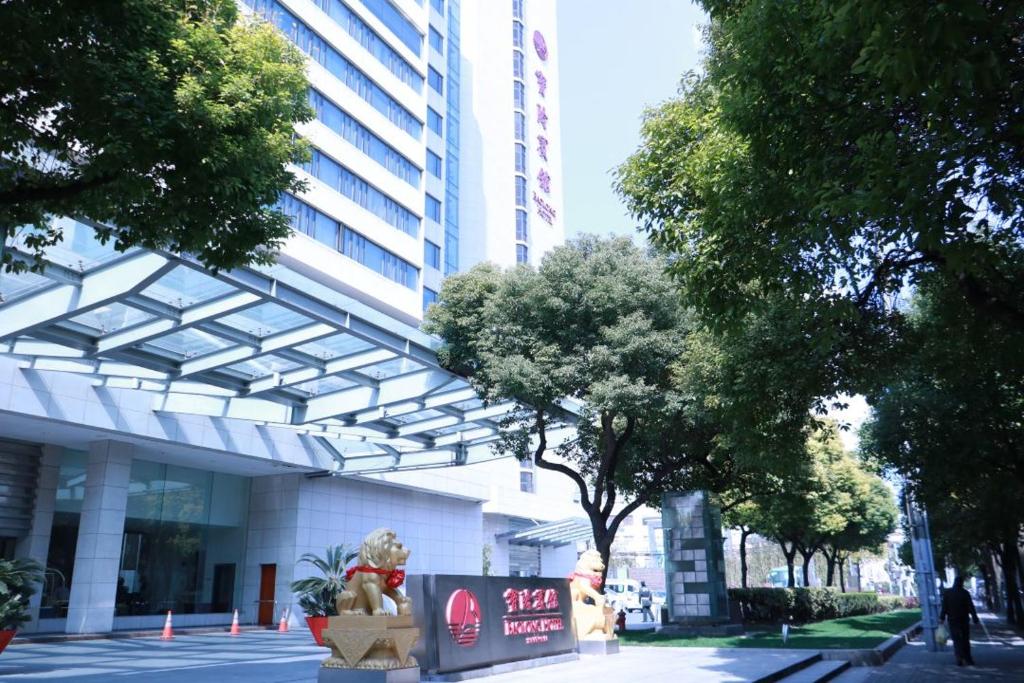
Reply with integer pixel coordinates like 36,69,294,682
444,0,461,276
308,89,420,187
312,0,422,90
303,149,420,237
358,0,423,55
278,193,418,289
249,0,422,139
429,26,444,54
512,2,527,261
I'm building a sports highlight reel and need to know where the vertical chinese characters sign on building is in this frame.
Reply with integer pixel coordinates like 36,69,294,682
531,30,557,226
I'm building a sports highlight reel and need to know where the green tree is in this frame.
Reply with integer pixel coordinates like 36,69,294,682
1,0,311,272
616,0,1024,330
425,237,758,575
862,270,1024,621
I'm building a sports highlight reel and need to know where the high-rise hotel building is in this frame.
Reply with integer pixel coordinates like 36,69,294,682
0,0,580,637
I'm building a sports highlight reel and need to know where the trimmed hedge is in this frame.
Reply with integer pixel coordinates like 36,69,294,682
728,587,909,624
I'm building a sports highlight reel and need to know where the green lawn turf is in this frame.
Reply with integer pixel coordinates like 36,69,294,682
620,609,921,650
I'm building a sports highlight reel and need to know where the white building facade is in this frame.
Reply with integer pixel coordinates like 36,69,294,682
0,0,577,637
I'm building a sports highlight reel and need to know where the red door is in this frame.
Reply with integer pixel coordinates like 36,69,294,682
258,564,276,625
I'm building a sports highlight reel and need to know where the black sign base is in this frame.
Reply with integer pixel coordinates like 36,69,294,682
317,666,420,683
577,638,620,655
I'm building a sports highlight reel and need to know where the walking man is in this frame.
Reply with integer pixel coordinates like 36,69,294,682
940,575,980,666
639,581,655,623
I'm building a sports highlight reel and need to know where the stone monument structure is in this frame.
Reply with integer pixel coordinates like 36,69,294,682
567,549,619,655
319,528,420,683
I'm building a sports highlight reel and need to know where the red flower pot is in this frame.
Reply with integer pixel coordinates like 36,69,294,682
0,630,15,654
305,616,329,646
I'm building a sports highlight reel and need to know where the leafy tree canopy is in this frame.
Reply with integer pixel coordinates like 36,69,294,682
616,0,1024,329
0,0,311,271
425,236,804,569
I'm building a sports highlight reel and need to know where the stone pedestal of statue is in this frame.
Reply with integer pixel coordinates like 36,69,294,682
577,637,620,655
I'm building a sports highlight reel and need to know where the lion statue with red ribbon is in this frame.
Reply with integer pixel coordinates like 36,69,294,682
336,527,413,616
568,549,616,639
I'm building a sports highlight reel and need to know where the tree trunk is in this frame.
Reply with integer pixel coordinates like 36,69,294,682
739,527,751,589
825,549,837,587
799,549,814,588
838,557,847,593
779,541,798,588
1002,538,1024,625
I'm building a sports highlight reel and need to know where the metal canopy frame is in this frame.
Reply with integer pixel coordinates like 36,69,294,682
0,219,578,474
496,518,593,547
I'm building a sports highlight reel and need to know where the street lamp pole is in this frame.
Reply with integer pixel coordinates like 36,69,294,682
905,491,941,652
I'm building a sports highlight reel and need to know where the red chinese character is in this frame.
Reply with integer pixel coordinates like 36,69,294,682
543,588,559,610
537,169,551,194
535,70,547,97
503,588,518,613
530,589,545,610
536,104,548,130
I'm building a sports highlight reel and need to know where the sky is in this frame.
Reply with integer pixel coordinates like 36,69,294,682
553,2,872,450
556,0,706,240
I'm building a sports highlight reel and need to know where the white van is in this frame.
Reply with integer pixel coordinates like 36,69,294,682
604,578,641,612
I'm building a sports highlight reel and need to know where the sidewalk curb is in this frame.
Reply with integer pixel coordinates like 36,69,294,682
819,621,922,667
13,624,276,644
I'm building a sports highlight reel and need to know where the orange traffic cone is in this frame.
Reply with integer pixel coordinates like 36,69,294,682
160,610,174,640
278,608,289,633
229,609,240,636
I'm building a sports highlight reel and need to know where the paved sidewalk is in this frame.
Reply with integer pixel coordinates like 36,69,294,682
837,612,1024,682
0,629,821,683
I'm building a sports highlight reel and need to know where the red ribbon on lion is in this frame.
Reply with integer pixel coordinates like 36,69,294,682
345,565,406,589
567,571,603,590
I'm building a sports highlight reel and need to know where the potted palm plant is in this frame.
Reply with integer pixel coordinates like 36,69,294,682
0,558,44,654
290,545,357,646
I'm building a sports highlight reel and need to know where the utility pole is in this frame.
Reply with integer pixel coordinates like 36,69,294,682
905,493,941,651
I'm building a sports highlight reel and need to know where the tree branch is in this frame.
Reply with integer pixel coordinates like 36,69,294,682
0,173,119,205
533,410,594,512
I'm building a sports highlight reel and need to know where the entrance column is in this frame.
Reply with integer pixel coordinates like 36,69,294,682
65,440,133,634
16,445,61,632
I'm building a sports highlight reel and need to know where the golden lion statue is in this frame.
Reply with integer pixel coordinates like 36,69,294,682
320,528,418,673
337,527,413,616
568,549,616,640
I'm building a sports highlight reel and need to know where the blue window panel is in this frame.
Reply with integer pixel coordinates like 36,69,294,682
359,0,423,55
428,107,443,136
516,244,529,264
431,0,444,15
424,240,441,269
444,0,460,276
428,66,443,94
516,209,528,242
308,90,420,186
513,50,524,79
513,0,523,20
247,1,421,138
514,80,525,110
425,194,442,222
515,143,527,173
515,176,527,207
343,227,418,289
426,150,443,178
429,27,444,53
446,152,458,189
313,0,422,88
304,149,420,237
514,111,526,141
513,20,524,48
423,286,439,311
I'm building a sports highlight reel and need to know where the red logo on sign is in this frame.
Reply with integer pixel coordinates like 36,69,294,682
445,589,482,647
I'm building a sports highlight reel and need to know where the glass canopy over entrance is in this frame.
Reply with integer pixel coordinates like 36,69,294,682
0,219,577,474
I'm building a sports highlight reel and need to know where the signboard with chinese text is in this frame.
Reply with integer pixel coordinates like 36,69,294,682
407,574,575,674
